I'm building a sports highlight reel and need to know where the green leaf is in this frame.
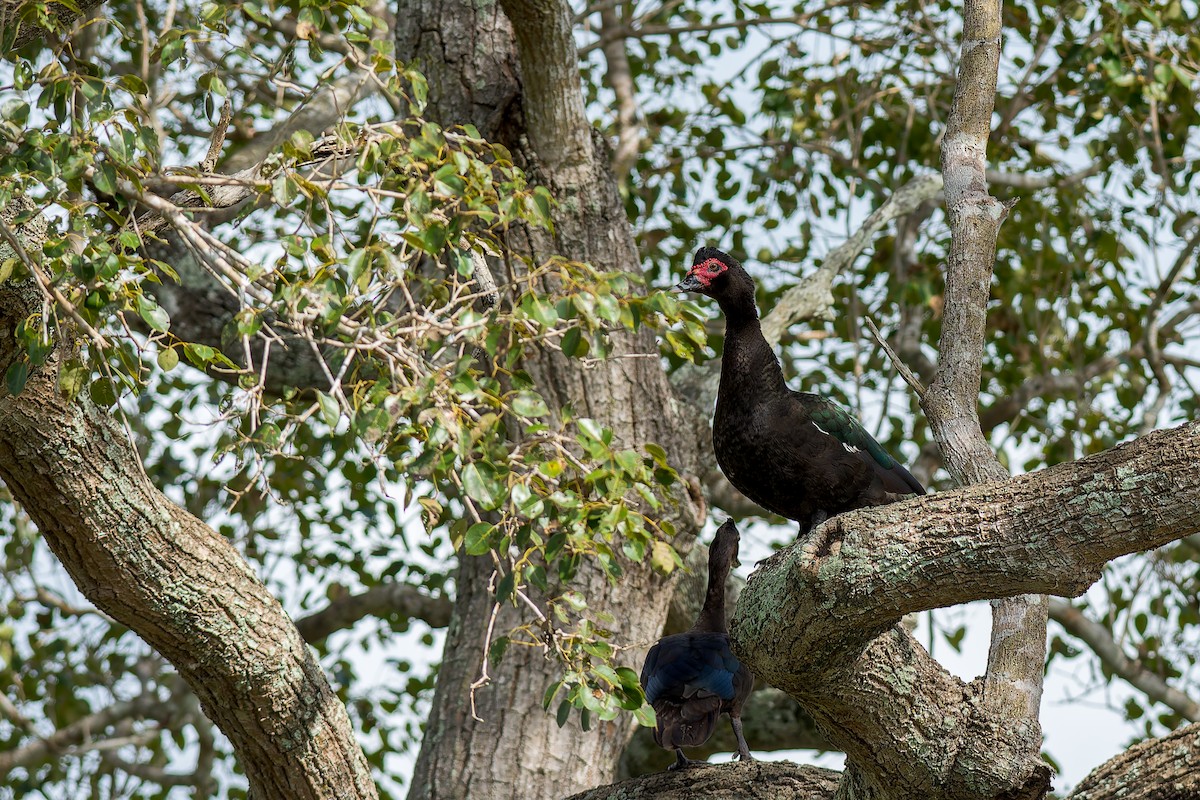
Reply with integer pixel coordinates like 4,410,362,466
615,667,642,692
576,418,607,444
5,361,28,396
183,343,216,366
561,327,587,358
136,294,170,333
488,635,509,665
542,680,562,709
462,462,500,510
88,379,117,407
633,705,657,728
650,540,675,575
464,522,494,556
92,162,117,196
156,347,179,371
56,359,88,401
496,572,515,602
272,174,298,206
511,391,549,418
555,698,571,728
316,392,340,427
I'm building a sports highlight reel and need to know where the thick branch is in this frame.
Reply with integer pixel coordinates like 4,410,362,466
0,293,377,798
1068,722,1200,800
1049,598,1200,722
734,421,1200,800
295,583,453,642
567,761,839,800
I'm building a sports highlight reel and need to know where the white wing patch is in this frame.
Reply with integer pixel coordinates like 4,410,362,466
811,420,860,454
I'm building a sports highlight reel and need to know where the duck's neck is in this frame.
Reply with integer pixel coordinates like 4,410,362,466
717,297,787,399
693,567,728,633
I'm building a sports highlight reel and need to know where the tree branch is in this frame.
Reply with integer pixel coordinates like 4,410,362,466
496,0,595,182
295,583,453,643
568,760,839,800
1068,721,1200,800
759,173,945,347
1049,598,1200,722
734,420,1200,799
922,0,1049,752
598,4,642,181
620,688,829,777
0,290,378,797
0,694,166,775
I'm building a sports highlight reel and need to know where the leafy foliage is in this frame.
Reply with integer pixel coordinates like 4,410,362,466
0,0,707,794
3,0,1200,795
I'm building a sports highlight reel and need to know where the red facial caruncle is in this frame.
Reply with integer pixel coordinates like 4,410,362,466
688,257,727,288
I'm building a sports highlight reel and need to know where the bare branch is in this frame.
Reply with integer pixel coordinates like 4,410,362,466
865,316,927,399
985,162,1102,190
0,694,165,774
200,99,234,174
1049,598,1200,722
759,173,944,346
598,4,642,181
294,583,453,643
979,354,1123,432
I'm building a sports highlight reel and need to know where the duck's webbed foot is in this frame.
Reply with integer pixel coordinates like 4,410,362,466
668,749,700,770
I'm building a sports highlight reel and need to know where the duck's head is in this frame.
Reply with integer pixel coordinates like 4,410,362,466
674,247,758,319
673,247,742,297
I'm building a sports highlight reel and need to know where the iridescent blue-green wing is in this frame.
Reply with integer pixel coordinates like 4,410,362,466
797,392,925,495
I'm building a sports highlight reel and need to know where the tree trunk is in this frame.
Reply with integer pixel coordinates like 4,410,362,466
397,1,706,798
0,286,378,799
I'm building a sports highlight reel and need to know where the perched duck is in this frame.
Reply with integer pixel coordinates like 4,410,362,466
640,519,754,769
676,247,924,532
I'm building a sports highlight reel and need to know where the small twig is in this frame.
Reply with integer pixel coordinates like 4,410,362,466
200,98,233,174
865,316,926,399
469,593,502,723
0,217,111,350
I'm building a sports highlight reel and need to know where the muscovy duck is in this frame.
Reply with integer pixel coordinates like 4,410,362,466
640,519,754,769
676,247,924,532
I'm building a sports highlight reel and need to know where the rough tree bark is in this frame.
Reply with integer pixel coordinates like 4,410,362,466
396,1,707,798
0,249,377,796
732,421,1200,800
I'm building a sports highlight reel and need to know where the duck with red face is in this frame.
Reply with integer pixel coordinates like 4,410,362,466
675,247,925,533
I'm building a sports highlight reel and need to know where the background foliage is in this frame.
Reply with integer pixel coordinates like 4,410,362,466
2,0,1200,796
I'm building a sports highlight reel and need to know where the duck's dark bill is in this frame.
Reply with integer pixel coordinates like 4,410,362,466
673,274,705,292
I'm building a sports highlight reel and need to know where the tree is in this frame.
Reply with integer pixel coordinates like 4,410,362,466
2,0,1200,798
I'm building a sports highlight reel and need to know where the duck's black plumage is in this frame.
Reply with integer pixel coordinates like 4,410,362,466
676,247,924,532
640,520,754,769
